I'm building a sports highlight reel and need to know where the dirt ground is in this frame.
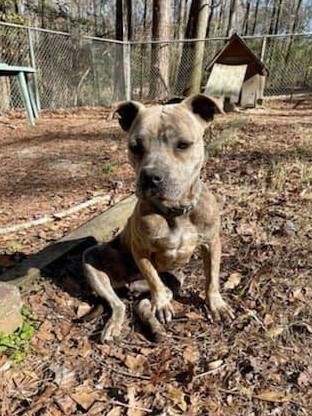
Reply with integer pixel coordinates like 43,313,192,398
0,99,312,415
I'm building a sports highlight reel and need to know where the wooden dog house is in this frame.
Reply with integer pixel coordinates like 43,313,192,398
205,33,268,108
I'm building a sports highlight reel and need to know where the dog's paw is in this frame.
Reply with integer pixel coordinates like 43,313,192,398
206,292,235,322
152,288,174,324
100,305,126,343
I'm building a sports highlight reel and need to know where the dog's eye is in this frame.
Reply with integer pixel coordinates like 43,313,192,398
129,140,144,155
176,141,192,151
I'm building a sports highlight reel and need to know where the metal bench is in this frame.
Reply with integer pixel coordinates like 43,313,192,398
0,63,39,125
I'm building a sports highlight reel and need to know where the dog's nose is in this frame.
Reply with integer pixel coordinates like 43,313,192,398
141,168,165,188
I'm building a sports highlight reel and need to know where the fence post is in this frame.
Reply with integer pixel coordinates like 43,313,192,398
28,27,41,111
261,36,267,62
124,42,131,100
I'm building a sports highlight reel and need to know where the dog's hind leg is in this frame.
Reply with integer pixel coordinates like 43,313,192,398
83,247,126,343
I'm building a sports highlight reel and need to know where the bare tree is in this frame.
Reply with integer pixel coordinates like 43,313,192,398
177,0,187,40
251,0,260,35
114,0,125,100
187,0,210,94
149,0,171,99
285,0,303,62
216,1,225,35
242,0,251,35
206,0,220,37
226,0,237,36
273,0,283,34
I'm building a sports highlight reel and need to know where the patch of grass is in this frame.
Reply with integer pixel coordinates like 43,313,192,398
294,139,312,158
205,129,241,157
223,116,248,129
264,156,312,190
0,306,37,363
6,240,23,253
101,163,115,175
204,116,247,157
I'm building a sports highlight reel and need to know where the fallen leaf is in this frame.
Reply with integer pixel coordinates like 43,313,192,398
183,345,200,364
264,314,274,326
297,371,311,388
207,359,224,370
107,407,122,416
70,382,102,411
292,288,306,303
185,311,203,321
127,386,144,416
70,391,97,411
76,302,92,318
167,385,188,412
267,326,284,338
124,354,146,372
224,273,242,290
36,321,55,341
54,394,77,415
51,365,76,388
254,390,292,403
88,402,108,415
140,347,153,356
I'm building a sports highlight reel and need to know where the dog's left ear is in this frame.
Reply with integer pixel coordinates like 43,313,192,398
183,94,224,123
113,101,145,132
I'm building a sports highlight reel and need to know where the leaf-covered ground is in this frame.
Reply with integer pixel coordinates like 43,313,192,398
0,100,311,415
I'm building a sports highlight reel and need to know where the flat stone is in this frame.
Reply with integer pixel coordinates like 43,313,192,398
0,282,23,335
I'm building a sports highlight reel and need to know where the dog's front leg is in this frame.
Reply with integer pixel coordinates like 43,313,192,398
133,255,174,324
202,235,234,321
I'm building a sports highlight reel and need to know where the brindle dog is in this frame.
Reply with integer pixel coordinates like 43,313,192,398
83,94,234,343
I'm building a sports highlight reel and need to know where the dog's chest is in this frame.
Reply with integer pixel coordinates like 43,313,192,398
149,220,198,271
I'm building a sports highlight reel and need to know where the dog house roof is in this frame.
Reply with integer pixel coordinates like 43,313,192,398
206,33,268,79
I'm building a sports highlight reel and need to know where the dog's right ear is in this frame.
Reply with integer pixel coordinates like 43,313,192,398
114,101,145,132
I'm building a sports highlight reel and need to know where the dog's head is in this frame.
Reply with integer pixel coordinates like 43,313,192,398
115,94,223,208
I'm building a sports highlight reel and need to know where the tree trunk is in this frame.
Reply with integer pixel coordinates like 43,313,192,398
173,0,187,88
273,0,283,34
285,0,303,63
216,2,224,35
114,0,125,101
175,0,210,96
226,0,237,36
125,0,132,41
187,0,210,95
251,0,260,35
177,0,187,40
41,0,46,29
242,0,251,35
269,0,278,34
206,0,216,38
139,0,148,98
149,0,171,100
116,0,123,40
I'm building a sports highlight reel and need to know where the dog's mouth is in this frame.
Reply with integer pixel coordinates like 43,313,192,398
136,179,181,205
136,175,202,215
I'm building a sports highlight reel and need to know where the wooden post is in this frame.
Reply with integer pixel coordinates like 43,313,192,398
28,27,41,112
261,36,267,62
124,42,131,100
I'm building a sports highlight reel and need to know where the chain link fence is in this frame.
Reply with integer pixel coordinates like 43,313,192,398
0,21,312,112
0,22,126,110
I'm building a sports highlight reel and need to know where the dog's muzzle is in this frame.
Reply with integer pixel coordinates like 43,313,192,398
139,167,166,194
